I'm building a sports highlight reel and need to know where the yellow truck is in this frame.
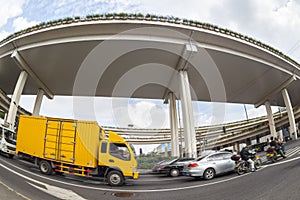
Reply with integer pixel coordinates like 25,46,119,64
16,115,139,186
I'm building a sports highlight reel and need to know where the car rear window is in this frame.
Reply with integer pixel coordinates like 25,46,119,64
196,156,207,161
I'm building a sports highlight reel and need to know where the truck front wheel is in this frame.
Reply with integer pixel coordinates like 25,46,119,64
39,160,53,175
107,170,124,186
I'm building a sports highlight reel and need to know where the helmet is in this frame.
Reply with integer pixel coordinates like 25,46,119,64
241,143,247,149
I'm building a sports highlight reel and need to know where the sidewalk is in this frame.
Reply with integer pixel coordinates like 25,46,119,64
138,168,152,175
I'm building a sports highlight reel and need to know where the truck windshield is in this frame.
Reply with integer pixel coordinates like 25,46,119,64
109,143,131,161
3,129,16,145
129,144,136,157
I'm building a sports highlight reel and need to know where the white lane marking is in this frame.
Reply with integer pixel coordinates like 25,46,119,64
0,163,86,200
286,147,300,157
263,155,300,167
0,156,300,193
27,182,86,200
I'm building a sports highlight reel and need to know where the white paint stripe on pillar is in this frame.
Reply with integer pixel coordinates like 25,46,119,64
282,89,297,140
32,89,44,116
0,163,86,200
265,101,276,137
6,71,28,128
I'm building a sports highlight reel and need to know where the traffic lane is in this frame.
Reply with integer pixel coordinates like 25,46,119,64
0,155,239,190
121,157,300,200
0,161,59,200
0,181,27,200
0,155,243,200
74,157,300,200
1,155,300,200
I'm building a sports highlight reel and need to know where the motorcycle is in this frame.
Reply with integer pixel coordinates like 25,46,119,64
266,146,286,163
231,151,262,175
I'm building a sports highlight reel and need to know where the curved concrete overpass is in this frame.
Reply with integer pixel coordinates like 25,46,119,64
0,17,299,105
0,15,299,156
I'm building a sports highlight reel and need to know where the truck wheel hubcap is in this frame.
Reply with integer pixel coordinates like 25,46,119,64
110,174,121,184
41,163,48,172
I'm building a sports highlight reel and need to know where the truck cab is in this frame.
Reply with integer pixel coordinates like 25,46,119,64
98,131,139,186
0,124,16,158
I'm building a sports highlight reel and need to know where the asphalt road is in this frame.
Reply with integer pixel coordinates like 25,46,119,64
0,140,300,200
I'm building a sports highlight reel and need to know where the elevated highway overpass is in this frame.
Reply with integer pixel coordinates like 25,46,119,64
0,14,300,157
0,88,31,117
116,106,300,153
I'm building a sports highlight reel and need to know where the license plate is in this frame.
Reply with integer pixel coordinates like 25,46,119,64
182,172,188,176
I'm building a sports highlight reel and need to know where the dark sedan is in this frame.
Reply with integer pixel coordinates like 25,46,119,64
157,157,195,177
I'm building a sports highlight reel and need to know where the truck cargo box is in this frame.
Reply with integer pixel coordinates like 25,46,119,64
16,115,100,168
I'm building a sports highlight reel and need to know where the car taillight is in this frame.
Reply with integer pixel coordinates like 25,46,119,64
159,165,165,169
188,163,198,168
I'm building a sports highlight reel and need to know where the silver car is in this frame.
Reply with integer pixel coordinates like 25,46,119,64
182,151,235,180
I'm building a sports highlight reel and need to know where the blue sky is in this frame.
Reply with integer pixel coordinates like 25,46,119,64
1,0,299,130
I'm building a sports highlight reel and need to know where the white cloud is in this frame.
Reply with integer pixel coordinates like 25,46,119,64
0,30,10,41
133,144,160,155
138,0,300,62
247,106,267,119
12,17,39,32
0,0,26,28
19,96,169,129
112,99,168,128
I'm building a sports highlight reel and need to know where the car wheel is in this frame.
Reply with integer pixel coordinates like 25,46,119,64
203,168,215,180
169,168,180,177
39,160,53,175
107,170,124,186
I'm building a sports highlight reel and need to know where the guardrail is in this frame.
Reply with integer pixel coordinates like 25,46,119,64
0,88,31,116
109,107,299,149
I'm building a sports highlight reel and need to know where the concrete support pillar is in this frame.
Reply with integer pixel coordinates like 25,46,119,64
169,92,180,157
282,89,297,140
6,71,28,129
256,135,260,144
233,142,239,153
265,101,277,137
278,129,284,141
32,89,44,116
178,70,197,158
164,143,168,157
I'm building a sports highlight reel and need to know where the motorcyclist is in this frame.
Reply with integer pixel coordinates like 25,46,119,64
270,136,286,158
240,144,255,172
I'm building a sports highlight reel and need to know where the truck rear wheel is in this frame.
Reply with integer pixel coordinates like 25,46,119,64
107,170,124,186
39,160,53,175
